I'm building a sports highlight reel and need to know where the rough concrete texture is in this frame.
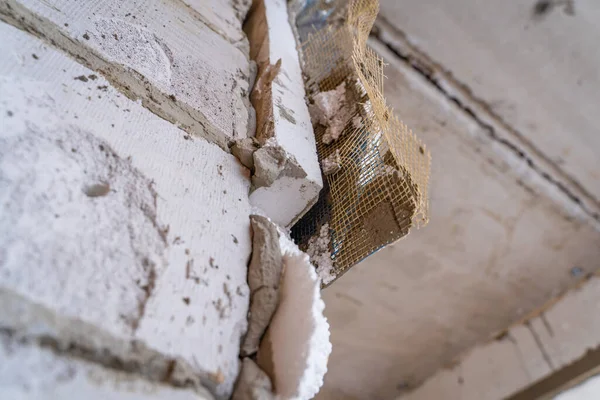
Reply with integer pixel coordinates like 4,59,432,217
231,358,275,400
315,38,600,400
0,333,214,400
0,0,252,150
0,24,252,399
244,0,322,228
258,234,332,400
397,275,600,400
241,215,283,357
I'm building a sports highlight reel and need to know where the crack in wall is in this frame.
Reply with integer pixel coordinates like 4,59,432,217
372,18,600,226
525,321,555,371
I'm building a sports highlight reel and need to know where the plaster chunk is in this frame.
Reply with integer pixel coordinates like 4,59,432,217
310,82,356,145
306,224,336,287
231,358,275,400
252,145,288,188
241,215,283,357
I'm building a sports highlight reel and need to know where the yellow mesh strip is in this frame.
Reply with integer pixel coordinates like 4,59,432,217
296,0,431,284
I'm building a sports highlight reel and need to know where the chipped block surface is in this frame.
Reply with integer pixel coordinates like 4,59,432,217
398,276,600,400
0,24,251,398
0,0,251,149
0,335,213,400
247,0,322,227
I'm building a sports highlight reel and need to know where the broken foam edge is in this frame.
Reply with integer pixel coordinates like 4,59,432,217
254,222,331,400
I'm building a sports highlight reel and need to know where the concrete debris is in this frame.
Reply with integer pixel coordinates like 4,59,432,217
310,82,356,145
306,224,336,286
231,358,275,400
252,145,288,188
241,215,283,357
257,234,332,400
321,150,342,176
231,138,261,170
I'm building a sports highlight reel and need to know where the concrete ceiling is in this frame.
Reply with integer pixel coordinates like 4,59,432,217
316,1,600,399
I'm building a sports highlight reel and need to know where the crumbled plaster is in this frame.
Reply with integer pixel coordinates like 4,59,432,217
231,358,275,400
321,149,342,176
241,216,283,357
231,137,261,170
306,224,336,286
310,81,356,145
257,233,332,400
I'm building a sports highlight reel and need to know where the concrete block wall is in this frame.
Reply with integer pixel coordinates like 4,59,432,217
0,0,253,150
0,0,262,398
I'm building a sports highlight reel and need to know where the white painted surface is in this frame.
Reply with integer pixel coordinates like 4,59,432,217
0,24,251,398
378,0,600,204
316,38,600,400
398,276,600,400
0,0,251,149
248,0,322,228
0,337,214,400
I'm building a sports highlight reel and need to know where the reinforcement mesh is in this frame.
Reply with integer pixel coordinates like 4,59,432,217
290,0,431,286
